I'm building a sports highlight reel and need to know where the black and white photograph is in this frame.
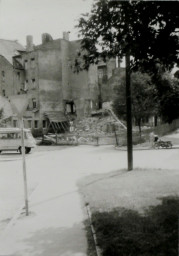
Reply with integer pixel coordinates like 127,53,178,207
0,0,179,255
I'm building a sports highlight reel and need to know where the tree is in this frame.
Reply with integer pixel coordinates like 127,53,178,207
76,0,179,170
76,1,179,71
113,72,158,135
156,72,179,123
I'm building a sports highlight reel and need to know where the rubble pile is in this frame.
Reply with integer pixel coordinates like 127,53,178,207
71,110,126,137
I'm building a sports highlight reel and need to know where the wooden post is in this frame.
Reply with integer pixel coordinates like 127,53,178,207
113,123,119,146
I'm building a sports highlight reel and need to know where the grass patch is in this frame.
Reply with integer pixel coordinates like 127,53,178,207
85,196,179,256
78,168,179,213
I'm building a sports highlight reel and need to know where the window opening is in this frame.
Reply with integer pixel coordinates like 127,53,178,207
32,98,37,109
31,78,36,88
34,120,38,129
24,60,28,69
17,72,20,80
28,120,32,128
2,71,5,81
98,66,107,81
31,58,35,68
13,120,17,127
43,120,47,128
65,101,76,114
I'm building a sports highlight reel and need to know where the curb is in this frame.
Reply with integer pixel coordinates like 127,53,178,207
115,145,179,151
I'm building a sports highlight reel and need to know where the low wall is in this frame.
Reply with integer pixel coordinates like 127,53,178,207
141,119,179,139
42,131,144,146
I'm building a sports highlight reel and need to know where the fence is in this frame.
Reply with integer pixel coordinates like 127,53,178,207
142,118,179,139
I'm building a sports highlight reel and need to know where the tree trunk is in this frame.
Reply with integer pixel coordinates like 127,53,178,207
98,83,102,109
154,115,158,127
138,118,142,137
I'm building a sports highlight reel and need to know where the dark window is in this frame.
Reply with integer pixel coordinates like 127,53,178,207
31,78,36,88
34,120,38,129
2,89,5,97
2,71,5,81
13,120,17,127
43,120,47,128
32,98,37,108
17,72,20,80
24,60,28,69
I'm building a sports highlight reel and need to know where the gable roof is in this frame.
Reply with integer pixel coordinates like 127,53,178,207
0,39,25,64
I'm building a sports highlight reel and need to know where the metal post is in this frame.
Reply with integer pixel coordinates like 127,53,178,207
20,118,29,216
125,52,133,170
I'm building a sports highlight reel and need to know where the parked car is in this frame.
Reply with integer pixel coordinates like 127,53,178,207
0,127,36,154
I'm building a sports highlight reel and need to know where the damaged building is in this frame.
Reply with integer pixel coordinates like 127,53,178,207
0,33,124,135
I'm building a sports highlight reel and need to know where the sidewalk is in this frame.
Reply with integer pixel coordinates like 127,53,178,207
0,138,178,256
0,171,87,256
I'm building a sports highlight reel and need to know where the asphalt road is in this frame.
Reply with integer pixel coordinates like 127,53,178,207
0,144,178,234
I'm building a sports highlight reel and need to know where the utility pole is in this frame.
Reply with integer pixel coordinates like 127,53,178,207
125,1,133,171
125,51,133,171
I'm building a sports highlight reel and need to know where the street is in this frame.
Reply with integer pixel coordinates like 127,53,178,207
0,145,179,255
0,145,179,226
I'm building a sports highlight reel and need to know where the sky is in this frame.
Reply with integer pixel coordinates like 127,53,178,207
0,0,177,71
0,0,94,46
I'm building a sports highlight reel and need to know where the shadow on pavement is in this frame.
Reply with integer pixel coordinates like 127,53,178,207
12,224,87,256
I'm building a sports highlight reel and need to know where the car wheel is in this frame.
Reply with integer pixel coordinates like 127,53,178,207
168,142,172,149
19,147,22,154
25,147,31,154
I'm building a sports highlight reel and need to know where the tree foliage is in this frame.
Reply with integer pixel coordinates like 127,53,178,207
113,71,158,133
76,0,179,72
156,72,179,123
76,0,179,125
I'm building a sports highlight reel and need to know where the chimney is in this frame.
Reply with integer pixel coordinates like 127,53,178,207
63,31,70,41
26,35,34,52
42,33,53,44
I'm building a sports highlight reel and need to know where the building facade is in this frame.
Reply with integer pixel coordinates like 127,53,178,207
0,33,122,134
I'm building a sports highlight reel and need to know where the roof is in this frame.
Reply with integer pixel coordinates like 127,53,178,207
0,39,25,64
44,111,68,122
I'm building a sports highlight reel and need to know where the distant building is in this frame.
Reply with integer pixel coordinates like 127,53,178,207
0,33,123,135
0,39,25,97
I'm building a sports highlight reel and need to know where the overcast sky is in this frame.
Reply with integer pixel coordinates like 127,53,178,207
0,0,94,46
